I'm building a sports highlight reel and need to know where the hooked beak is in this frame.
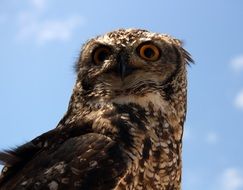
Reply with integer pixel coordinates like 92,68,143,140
117,50,135,80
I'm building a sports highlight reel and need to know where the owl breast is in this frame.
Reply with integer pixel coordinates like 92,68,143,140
82,93,182,190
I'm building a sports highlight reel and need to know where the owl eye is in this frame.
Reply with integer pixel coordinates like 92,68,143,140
93,46,111,64
138,43,160,61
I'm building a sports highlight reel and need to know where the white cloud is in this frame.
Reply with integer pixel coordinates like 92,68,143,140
220,168,243,190
231,55,243,72
30,0,46,11
18,15,84,44
38,17,83,44
15,0,84,45
234,90,243,110
205,132,219,144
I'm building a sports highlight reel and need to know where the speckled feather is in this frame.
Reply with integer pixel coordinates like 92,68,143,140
0,29,193,190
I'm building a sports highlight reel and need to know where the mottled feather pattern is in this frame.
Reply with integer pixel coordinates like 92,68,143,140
0,28,192,190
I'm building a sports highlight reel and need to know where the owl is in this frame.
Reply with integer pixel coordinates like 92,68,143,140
0,29,193,190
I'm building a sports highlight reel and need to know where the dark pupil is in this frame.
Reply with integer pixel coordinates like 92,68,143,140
144,48,154,58
98,51,108,61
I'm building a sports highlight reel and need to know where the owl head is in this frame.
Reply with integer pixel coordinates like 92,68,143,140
74,29,192,110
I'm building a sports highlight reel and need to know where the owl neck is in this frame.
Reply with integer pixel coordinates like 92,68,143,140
58,91,184,190
83,100,183,190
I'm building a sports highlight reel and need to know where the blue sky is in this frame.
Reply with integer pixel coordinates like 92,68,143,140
0,0,243,189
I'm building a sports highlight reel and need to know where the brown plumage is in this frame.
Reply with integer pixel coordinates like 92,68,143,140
0,28,193,190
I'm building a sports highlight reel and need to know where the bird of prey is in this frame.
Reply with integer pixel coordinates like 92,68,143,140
0,29,193,190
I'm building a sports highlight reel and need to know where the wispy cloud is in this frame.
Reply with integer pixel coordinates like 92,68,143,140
219,168,243,190
231,55,243,72
37,17,83,44
184,128,220,145
16,0,84,45
234,90,243,110
205,132,219,144
18,14,84,44
30,0,46,11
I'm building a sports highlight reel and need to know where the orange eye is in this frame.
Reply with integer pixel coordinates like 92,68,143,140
138,43,160,61
93,46,111,64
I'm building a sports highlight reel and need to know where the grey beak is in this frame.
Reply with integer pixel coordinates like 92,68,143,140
119,61,127,80
117,50,134,80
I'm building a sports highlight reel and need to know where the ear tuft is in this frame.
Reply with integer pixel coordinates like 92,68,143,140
181,47,194,65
